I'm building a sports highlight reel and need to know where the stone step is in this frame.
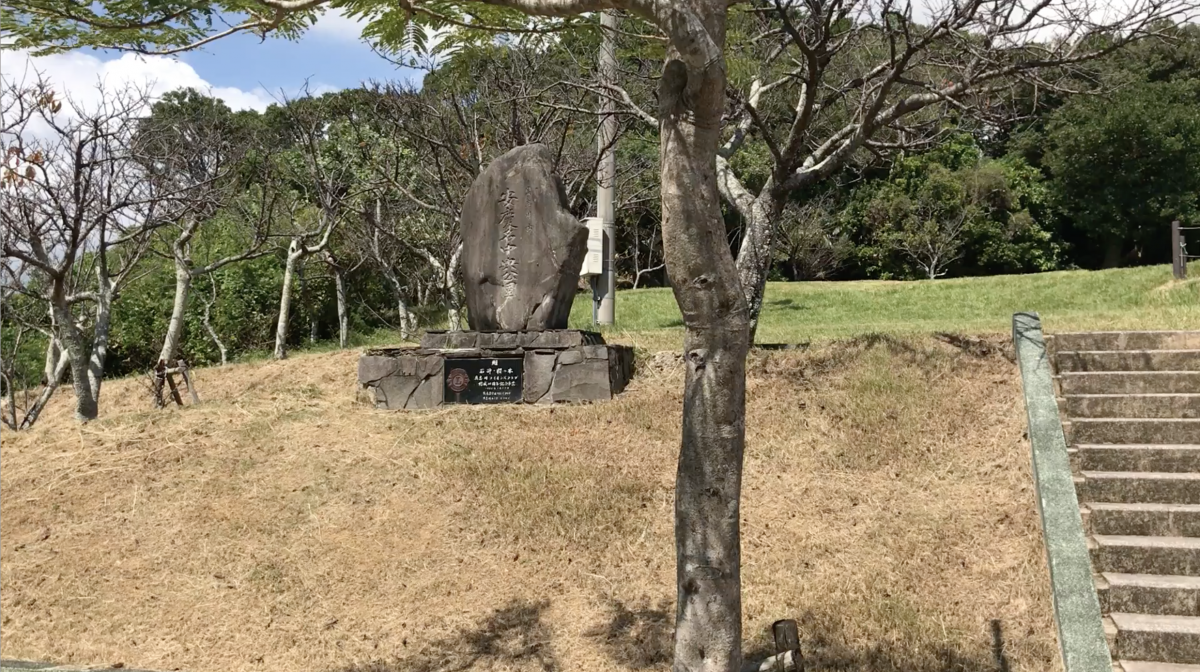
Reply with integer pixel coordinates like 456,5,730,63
1056,351,1200,373
1051,332,1200,352
1090,535,1200,576
1080,472,1200,505
1107,613,1200,665
1097,573,1200,616
1118,662,1200,672
1070,419,1200,445
1059,373,1200,395
1072,445,1200,473
1064,395,1200,419
1085,503,1200,537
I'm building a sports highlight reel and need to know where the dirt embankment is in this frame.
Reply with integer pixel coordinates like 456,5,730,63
1,335,1059,672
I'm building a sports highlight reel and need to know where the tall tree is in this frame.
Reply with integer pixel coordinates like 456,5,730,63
136,88,274,366
1041,24,1200,266
265,93,366,359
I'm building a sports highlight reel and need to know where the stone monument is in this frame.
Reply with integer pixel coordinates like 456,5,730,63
358,144,634,409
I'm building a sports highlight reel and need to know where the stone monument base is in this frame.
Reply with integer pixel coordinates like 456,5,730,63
358,330,634,410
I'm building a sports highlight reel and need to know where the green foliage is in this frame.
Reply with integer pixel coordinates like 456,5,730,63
841,135,1059,279
1043,78,1200,266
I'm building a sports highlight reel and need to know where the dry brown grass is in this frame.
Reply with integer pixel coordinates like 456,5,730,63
1,336,1059,672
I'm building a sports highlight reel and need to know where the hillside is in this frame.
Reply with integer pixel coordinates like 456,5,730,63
1,334,1061,672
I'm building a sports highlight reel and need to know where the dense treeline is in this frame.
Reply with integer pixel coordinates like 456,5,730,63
765,21,1200,280
3,18,1198,423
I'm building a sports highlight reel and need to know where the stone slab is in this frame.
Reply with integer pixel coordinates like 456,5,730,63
420,329,603,351
359,342,634,409
460,144,587,331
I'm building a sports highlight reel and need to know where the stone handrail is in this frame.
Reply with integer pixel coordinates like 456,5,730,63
1013,312,1112,672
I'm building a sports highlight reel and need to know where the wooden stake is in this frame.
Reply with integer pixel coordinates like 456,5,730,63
165,371,184,406
772,619,801,654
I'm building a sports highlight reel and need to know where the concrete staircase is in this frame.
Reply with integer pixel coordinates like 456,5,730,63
1050,331,1200,672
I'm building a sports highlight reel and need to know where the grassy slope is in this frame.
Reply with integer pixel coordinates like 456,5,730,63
568,263,1200,350
1,338,1059,672
5,265,1195,671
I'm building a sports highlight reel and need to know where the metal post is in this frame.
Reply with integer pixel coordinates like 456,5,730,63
1172,220,1184,280
595,10,618,326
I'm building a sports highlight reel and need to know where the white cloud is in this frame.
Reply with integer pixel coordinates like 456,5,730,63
0,49,276,114
309,7,368,42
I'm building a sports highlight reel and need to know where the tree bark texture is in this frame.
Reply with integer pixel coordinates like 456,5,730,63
43,334,61,386
334,266,348,349
20,347,70,430
201,290,229,366
732,193,783,341
275,241,300,360
84,273,115,412
657,5,751,672
160,262,193,364
51,296,97,421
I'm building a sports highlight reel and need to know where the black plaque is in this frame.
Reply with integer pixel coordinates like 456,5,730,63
443,358,524,404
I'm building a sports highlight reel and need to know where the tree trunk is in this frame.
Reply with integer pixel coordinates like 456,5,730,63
398,296,415,340
386,273,416,341
43,334,61,386
275,243,300,360
201,292,229,366
334,266,348,349
20,346,69,430
85,274,115,410
443,263,461,333
658,13,751,672
159,261,193,364
51,296,97,421
733,193,782,342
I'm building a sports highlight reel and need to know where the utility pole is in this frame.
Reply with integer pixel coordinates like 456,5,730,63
594,10,618,325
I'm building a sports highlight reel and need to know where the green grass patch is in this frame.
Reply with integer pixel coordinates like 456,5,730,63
569,262,1200,348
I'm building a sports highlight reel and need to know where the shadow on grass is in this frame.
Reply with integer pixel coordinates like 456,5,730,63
584,599,1015,672
787,610,1015,672
935,332,1016,363
335,599,557,672
767,298,807,312
329,599,1015,672
584,596,673,668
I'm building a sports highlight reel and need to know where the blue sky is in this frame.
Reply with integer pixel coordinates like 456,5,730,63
176,16,424,93
2,9,427,113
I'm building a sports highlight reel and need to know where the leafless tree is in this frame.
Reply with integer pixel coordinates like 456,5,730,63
0,259,72,429
270,92,368,360
198,277,229,365
1,76,177,422
135,90,275,367
596,0,1195,335
889,201,971,278
776,193,853,280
